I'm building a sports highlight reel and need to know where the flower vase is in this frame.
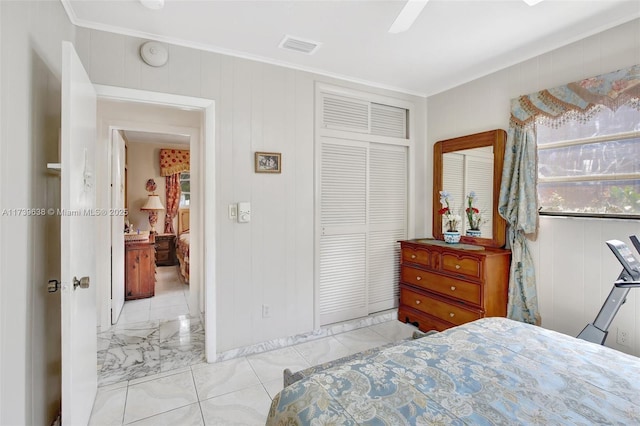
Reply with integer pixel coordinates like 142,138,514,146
466,229,482,238
443,231,461,244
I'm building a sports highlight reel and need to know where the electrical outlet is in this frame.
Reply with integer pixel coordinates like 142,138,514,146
617,328,630,346
262,304,271,318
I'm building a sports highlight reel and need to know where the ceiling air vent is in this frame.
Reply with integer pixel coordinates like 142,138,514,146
278,35,321,55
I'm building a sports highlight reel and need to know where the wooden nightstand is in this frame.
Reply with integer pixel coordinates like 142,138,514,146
155,233,177,266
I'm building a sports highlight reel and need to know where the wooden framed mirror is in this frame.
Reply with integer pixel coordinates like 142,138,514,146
433,129,507,248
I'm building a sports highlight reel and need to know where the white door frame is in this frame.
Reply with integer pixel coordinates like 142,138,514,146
94,85,217,361
104,121,200,320
111,129,126,325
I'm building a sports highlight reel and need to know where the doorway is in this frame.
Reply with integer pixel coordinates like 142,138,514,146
94,86,217,362
116,129,192,324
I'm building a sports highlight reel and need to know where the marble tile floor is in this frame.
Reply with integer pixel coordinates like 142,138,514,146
90,317,418,425
97,266,201,386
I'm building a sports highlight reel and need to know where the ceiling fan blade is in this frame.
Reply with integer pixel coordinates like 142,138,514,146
388,0,429,34
388,0,545,35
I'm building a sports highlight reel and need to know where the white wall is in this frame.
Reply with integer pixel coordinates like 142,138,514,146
125,140,189,234
76,27,428,352
428,18,640,355
0,1,75,424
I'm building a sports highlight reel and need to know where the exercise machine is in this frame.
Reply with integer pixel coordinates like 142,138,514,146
577,235,640,345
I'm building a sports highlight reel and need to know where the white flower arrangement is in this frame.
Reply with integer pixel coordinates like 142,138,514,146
439,190,461,232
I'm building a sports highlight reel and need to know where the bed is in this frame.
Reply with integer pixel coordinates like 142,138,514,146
267,317,640,425
176,208,190,283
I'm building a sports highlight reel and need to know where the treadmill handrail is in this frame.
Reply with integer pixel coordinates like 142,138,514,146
614,280,640,288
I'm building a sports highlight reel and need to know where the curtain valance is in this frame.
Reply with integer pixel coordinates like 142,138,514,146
499,63,640,326
510,64,640,129
160,149,190,176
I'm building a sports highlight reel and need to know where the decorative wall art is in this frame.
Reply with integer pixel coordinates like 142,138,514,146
255,152,281,173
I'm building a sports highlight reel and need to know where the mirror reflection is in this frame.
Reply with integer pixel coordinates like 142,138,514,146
433,129,507,248
442,146,493,238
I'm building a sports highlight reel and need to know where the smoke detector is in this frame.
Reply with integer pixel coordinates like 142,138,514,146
140,41,169,67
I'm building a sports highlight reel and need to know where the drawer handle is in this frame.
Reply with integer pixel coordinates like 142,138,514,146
455,264,461,270
416,276,422,281
449,312,455,318
411,254,416,259
450,286,456,291
415,300,421,305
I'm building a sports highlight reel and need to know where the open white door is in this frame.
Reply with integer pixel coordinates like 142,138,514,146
60,41,98,425
111,130,126,324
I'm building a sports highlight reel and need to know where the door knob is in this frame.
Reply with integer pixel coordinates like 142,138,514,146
73,276,90,290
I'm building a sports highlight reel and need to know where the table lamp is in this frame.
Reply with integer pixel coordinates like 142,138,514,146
140,194,164,235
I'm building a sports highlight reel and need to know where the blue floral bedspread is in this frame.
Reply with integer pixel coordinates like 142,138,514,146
266,317,640,425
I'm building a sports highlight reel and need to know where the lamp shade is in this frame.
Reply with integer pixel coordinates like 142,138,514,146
141,194,164,211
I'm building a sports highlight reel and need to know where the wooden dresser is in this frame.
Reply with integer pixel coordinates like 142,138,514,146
155,233,177,266
398,239,510,332
125,241,156,300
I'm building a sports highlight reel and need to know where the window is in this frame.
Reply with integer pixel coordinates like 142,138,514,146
537,104,640,217
179,172,190,207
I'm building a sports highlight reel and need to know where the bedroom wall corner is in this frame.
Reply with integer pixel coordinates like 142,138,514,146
426,17,640,356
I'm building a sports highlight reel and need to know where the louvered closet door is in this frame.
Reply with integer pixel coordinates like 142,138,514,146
368,144,407,313
466,156,493,235
320,142,368,325
319,141,407,325
442,153,464,214
442,151,492,233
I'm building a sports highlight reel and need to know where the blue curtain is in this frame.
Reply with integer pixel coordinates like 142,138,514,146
499,64,640,325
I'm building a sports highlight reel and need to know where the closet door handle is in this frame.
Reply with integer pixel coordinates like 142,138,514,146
416,276,422,281
450,286,456,291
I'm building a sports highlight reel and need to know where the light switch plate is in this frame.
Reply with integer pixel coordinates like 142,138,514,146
228,204,237,220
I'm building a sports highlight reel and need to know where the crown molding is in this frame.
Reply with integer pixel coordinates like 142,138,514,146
59,0,428,98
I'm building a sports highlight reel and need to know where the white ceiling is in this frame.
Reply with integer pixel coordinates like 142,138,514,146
63,0,640,97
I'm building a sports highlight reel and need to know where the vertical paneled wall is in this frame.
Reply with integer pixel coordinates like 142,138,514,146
75,27,426,352
427,18,640,355
531,217,640,354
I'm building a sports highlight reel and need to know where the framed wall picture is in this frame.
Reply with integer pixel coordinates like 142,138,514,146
255,152,281,173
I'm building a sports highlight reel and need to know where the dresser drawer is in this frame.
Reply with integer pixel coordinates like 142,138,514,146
400,288,482,326
156,239,170,250
398,306,454,332
156,250,170,262
441,253,481,281
401,246,432,268
401,266,481,305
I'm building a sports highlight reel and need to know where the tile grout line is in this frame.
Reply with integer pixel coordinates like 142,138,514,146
187,365,207,423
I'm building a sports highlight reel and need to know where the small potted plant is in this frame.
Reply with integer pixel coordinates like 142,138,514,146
465,191,483,237
439,190,461,243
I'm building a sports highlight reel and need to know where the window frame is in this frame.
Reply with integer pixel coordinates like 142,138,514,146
179,171,190,207
537,129,640,220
